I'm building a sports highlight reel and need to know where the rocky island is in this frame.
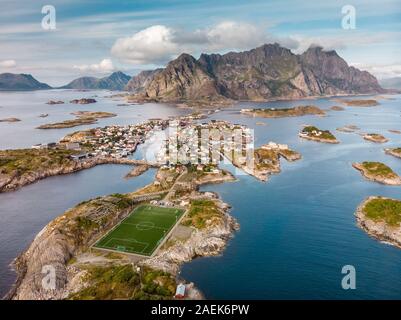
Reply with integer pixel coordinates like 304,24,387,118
240,105,325,118
46,100,64,105
352,162,401,185
299,126,339,144
0,117,21,123
0,148,152,193
385,148,401,159
38,118,98,129
330,106,345,111
0,118,170,192
356,196,401,248
227,141,302,182
336,125,360,133
37,111,116,129
7,165,238,300
334,99,379,107
70,98,97,104
363,133,389,143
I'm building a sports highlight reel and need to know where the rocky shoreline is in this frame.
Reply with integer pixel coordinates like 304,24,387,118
0,157,154,193
355,196,401,249
300,135,339,144
352,162,401,185
385,148,401,159
363,133,389,143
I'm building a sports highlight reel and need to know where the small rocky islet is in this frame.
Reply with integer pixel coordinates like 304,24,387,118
37,111,116,129
299,125,339,144
70,98,97,104
240,105,325,118
356,197,401,249
363,133,389,143
352,162,401,186
385,148,401,159
0,117,21,123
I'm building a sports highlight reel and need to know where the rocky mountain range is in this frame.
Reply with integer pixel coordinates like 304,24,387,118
126,43,385,103
61,71,130,90
0,73,51,91
125,69,163,92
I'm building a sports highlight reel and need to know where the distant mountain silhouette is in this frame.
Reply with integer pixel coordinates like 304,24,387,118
0,73,51,91
61,71,131,90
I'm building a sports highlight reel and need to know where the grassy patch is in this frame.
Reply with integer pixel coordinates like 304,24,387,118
181,199,221,229
363,198,401,226
0,148,76,175
361,162,397,178
69,265,176,300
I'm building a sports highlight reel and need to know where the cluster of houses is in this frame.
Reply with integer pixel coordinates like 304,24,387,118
299,128,322,138
70,119,169,159
157,120,253,169
260,141,289,151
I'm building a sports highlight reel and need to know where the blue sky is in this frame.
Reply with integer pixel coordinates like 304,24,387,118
0,0,400,85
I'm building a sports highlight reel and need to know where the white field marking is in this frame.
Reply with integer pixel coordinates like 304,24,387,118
103,237,149,250
122,221,168,232
140,243,149,254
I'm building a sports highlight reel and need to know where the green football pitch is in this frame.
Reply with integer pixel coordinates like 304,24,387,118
94,204,185,256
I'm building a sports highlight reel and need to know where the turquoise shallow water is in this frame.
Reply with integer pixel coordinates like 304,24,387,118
1,91,401,299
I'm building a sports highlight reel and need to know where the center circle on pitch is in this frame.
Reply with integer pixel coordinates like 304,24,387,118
136,221,155,230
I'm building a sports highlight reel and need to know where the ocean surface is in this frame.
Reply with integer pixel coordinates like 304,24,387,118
1,90,401,299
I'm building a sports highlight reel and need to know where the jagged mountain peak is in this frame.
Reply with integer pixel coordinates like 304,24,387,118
127,42,384,102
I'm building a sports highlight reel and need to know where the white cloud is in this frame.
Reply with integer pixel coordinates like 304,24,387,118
111,25,178,65
0,59,16,68
290,31,401,55
205,21,268,51
350,62,401,79
73,58,114,73
111,21,281,65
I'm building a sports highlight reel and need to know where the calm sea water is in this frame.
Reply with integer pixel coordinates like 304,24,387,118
181,95,401,299
1,90,401,299
0,89,188,149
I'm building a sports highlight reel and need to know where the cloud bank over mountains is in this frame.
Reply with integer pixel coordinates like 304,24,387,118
0,60,17,68
73,58,115,73
110,22,401,80
111,21,298,65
